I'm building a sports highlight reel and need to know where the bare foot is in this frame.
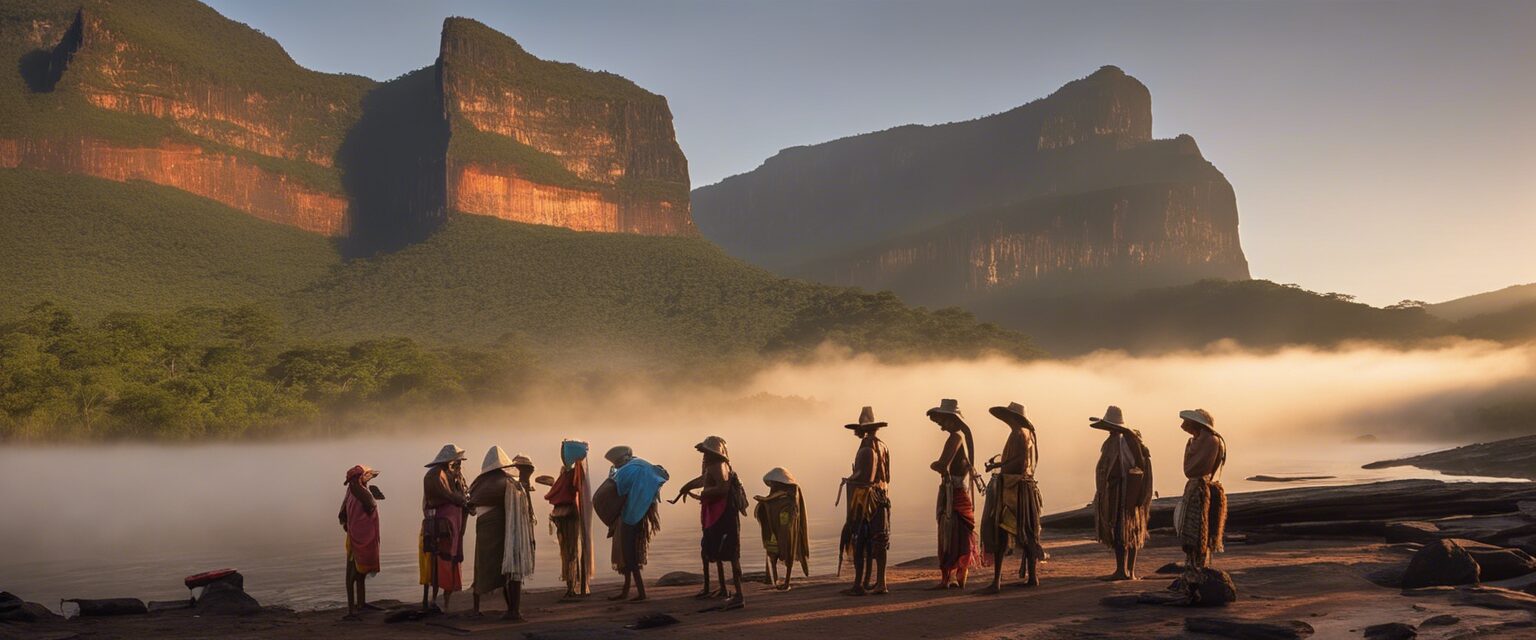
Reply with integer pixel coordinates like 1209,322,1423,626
692,588,713,600
776,583,792,592
870,585,890,595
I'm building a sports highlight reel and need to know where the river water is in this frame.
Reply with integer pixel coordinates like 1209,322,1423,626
2,344,1531,610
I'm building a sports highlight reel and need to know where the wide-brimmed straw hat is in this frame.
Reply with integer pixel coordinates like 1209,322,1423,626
927,398,969,429
762,467,798,487
1089,405,1128,431
510,454,535,471
480,446,513,475
1179,408,1217,435
844,406,888,431
695,435,729,462
989,402,1034,430
604,445,633,466
343,464,379,485
426,443,467,467
534,474,556,487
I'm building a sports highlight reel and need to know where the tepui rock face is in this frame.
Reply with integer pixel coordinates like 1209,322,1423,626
692,65,1250,308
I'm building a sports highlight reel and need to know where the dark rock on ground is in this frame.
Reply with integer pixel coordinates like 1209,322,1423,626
1184,616,1314,639
1402,539,1480,589
1170,567,1239,606
1420,614,1459,626
1453,539,1536,580
0,592,62,623
63,598,148,617
1362,621,1417,640
654,571,703,587
1400,586,1457,596
196,581,260,615
894,555,939,568
147,600,193,613
1156,562,1185,575
624,613,679,630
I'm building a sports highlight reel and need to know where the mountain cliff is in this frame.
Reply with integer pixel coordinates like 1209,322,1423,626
692,66,1250,309
1,1,694,246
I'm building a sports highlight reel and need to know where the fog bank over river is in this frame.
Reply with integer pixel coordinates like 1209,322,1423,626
3,342,1531,609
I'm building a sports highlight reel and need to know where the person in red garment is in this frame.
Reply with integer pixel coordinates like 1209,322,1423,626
338,464,381,619
420,443,468,611
674,435,747,611
544,440,595,601
926,399,981,590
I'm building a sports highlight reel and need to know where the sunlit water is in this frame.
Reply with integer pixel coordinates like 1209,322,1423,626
3,343,1532,610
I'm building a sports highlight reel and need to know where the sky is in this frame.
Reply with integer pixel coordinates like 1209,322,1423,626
204,0,1536,306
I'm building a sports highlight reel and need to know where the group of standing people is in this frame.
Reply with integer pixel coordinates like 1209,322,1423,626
332,399,1228,619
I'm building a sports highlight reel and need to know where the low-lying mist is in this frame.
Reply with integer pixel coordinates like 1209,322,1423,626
3,340,1532,607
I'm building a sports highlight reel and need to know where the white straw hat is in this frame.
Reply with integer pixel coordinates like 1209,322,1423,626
480,446,514,475
1179,408,1217,435
762,467,798,486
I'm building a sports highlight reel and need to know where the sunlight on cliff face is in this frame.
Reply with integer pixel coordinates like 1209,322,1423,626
0,342,1530,607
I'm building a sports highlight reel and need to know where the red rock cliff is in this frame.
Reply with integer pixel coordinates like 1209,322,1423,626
438,18,695,236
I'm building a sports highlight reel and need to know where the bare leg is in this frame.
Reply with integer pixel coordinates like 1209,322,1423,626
695,556,713,599
472,592,481,616
845,544,868,595
503,580,524,622
345,560,357,614
724,560,745,609
443,591,452,612
357,573,369,609
632,570,647,602
779,560,792,591
872,551,889,594
1126,547,1139,580
984,544,1004,593
957,567,969,588
609,573,632,601
715,561,728,597
1025,555,1040,586
768,558,779,588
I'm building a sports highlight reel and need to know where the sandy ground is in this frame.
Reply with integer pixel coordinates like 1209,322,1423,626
8,534,1536,640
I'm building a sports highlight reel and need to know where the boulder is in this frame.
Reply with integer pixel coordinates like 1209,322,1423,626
1420,614,1459,626
653,571,703,587
1184,617,1314,639
196,580,260,616
1170,568,1239,606
1362,622,1417,640
0,592,62,623
1402,540,1480,589
1452,539,1536,580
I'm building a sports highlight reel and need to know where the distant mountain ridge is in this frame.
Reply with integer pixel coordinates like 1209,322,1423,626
692,66,1250,309
1429,283,1536,321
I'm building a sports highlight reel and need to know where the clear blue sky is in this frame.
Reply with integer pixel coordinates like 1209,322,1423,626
205,0,1536,305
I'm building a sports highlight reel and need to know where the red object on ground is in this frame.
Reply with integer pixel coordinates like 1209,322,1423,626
183,569,238,589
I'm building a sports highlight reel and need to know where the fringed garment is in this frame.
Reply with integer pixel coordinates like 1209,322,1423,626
754,485,810,576
503,478,536,581
1177,430,1228,567
612,503,660,572
547,450,594,594
838,436,891,574
1093,431,1154,550
981,473,1044,559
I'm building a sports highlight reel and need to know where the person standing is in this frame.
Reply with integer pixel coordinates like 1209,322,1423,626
503,454,537,620
467,447,519,620
545,439,594,600
980,402,1045,593
675,436,747,610
1177,408,1227,570
753,467,809,591
1090,406,1154,581
927,398,981,590
603,445,668,602
338,464,381,619
420,443,468,611
840,406,891,596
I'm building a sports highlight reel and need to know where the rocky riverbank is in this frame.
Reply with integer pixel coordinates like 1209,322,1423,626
6,479,1536,639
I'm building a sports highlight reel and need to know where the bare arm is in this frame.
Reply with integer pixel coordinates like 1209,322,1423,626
930,432,962,474
699,464,730,500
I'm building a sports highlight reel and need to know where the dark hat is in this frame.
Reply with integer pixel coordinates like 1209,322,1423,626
844,406,888,431
989,402,1034,430
1179,408,1218,435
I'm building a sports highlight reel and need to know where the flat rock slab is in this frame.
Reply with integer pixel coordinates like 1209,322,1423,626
653,571,703,587
1044,479,1536,532
1185,616,1314,639
1363,435,1536,480
1362,621,1417,639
